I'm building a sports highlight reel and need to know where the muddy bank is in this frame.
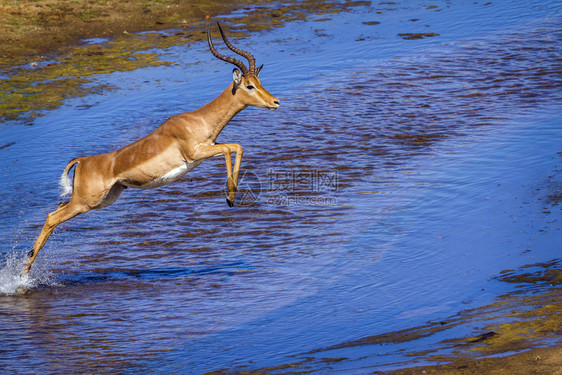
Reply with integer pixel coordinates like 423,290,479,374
380,346,562,375
0,0,269,60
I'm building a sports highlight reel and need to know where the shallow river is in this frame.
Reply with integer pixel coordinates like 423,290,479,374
1,0,561,373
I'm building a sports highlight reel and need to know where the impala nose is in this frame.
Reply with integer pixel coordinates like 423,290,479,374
266,97,280,110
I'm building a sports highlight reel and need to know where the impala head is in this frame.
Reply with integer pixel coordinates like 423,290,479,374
208,22,280,111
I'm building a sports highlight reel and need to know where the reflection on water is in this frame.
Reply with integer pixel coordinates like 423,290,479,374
1,0,561,373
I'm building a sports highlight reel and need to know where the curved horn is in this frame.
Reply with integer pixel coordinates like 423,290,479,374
207,23,249,76
217,22,256,75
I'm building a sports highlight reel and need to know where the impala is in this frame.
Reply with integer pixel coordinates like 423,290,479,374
23,22,280,275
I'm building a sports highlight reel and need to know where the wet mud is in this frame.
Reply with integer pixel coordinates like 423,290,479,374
0,0,268,58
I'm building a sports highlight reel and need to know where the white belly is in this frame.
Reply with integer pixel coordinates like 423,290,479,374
127,160,203,189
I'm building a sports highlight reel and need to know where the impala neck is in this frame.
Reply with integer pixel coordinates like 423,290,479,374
198,83,247,142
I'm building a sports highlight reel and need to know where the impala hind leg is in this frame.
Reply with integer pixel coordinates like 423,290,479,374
23,201,89,275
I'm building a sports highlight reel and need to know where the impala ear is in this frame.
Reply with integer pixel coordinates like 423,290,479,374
232,68,242,94
233,69,242,85
255,64,264,77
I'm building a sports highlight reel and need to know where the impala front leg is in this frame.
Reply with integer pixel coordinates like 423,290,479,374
193,143,243,207
229,143,243,192
225,143,244,207
221,144,244,206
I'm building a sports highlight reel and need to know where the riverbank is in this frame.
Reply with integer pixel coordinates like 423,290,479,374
0,0,268,61
380,346,562,375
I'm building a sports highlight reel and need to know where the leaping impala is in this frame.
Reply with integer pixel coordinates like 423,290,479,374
23,22,280,275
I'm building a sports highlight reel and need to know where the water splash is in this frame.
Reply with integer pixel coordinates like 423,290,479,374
0,253,32,294
0,252,56,295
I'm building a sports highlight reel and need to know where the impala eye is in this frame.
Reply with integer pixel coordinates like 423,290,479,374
246,85,255,90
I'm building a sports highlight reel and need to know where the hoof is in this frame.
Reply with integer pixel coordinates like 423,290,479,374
16,285,29,295
226,198,234,207
27,250,34,258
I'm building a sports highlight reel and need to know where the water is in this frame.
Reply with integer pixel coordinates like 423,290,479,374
1,0,561,373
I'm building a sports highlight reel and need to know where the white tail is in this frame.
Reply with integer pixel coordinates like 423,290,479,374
59,172,72,198
59,159,80,198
